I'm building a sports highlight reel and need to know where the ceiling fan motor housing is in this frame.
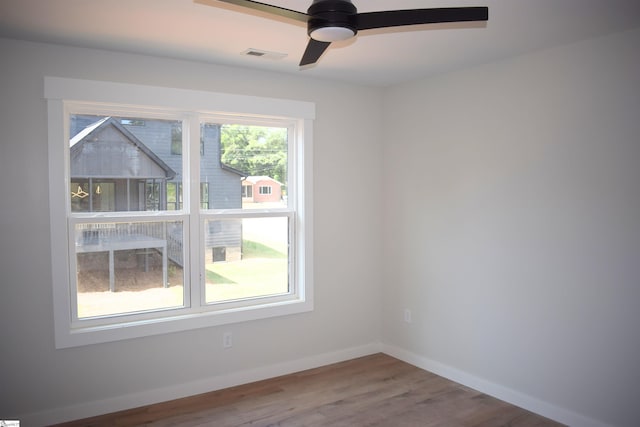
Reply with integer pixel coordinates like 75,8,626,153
307,0,358,40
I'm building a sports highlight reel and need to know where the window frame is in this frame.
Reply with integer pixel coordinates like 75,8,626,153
46,77,314,348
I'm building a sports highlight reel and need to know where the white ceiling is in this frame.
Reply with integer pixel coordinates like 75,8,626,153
1,0,639,87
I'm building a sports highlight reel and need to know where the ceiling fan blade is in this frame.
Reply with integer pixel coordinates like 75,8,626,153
356,7,488,31
215,0,307,22
300,39,331,66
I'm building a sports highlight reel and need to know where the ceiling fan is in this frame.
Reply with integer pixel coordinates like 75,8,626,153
211,0,488,66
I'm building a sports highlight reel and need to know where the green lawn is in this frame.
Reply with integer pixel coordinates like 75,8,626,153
77,236,290,317
205,239,289,302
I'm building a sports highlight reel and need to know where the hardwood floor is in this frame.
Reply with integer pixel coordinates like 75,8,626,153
52,353,564,426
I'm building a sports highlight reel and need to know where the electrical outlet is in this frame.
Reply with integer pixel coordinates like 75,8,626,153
223,332,233,348
404,308,412,324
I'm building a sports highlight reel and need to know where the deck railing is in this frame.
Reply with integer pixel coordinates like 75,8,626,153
76,222,184,267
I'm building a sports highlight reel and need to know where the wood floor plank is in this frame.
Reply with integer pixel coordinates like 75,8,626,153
51,353,564,427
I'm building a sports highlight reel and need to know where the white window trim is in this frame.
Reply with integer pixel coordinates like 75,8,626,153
46,77,314,348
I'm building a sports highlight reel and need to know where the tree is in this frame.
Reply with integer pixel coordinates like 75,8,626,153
220,125,287,185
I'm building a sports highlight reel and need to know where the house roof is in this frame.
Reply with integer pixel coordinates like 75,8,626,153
70,116,110,147
70,117,176,179
221,163,247,178
244,176,283,186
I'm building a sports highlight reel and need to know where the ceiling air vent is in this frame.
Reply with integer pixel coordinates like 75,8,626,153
241,48,287,60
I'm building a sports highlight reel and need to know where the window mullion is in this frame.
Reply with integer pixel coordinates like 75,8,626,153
186,114,202,309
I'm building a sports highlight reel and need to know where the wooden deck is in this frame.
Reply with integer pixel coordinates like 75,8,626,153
52,353,563,426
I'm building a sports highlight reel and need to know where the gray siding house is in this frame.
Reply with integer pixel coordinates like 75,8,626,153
70,115,245,263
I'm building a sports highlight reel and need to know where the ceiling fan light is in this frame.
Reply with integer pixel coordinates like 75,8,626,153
310,26,355,42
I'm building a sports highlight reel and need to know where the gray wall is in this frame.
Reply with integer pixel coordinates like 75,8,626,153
0,37,383,424
382,28,640,427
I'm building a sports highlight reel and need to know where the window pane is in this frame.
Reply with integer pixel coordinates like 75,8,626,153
204,217,289,303
74,221,184,318
70,115,182,212
206,124,287,210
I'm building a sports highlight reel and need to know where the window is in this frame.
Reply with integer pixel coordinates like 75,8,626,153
171,123,204,155
46,77,314,348
200,182,209,209
259,186,272,195
167,182,182,210
242,184,253,199
120,118,145,126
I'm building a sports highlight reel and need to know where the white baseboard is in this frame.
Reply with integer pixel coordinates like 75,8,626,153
19,342,610,427
380,343,611,427
21,342,382,426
